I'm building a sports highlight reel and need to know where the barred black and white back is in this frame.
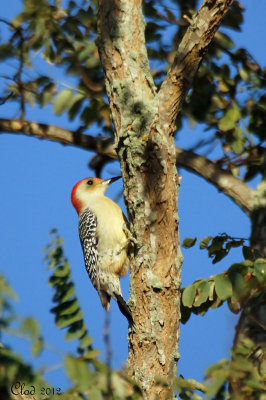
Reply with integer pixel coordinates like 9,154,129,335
78,207,133,325
79,208,98,286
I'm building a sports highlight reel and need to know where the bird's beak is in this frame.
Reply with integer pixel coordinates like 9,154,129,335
103,176,122,185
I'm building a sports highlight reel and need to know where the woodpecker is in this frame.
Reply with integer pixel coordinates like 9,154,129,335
71,176,133,324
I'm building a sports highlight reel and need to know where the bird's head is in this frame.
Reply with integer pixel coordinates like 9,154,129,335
71,176,121,215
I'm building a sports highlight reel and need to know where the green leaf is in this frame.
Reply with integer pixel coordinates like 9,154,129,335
56,310,83,329
68,95,84,121
218,105,241,131
182,284,197,307
219,80,230,92
230,272,250,302
64,355,93,390
51,299,80,316
52,263,70,278
214,274,232,300
32,338,44,357
53,89,74,115
227,298,240,314
221,1,244,31
180,303,191,324
200,236,213,249
34,18,46,43
254,259,266,285
20,318,43,357
242,246,254,260
83,349,100,359
11,13,25,28
210,297,223,310
231,137,243,154
65,327,85,342
208,236,226,253
241,259,254,268
21,317,39,340
39,82,56,107
0,44,14,60
80,334,93,348
205,369,229,397
182,237,197,248
215,31,235,50
53,283,75,303
0,273,18,300
86,387,103,400
212,249,228,264
193,281,210,307
48,275,65,286
239,67,250,82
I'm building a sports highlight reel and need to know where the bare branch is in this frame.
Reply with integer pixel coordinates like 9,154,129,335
176,147,254,215
0,92,14,105
0,117,253,213
0,118,116,158
158,0,234,132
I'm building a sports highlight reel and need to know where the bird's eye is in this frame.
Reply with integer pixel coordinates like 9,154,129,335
87,180,93,186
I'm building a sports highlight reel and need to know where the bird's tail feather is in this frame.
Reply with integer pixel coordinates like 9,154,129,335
116,294,134,325
99,290,111,311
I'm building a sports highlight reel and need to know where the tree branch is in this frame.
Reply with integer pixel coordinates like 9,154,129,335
176,147,254,215
0,118,116,158
158,0,234,132
0,117,254,214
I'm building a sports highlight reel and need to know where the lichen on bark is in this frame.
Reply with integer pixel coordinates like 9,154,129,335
97,0,234,398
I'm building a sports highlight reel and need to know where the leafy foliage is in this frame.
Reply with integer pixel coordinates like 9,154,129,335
1,244,264,400
19,317,44,357
0,233,143,399
0,1,266,398
0,0,265,177
174,376,206,400
44,230,97,360
0,272,17,330
169,336,265,399
181,234,266,323
44,230,143,399
204,337,265,400
0,347,46,400
0,273,43,356
0,273,46,399
182,234,258,264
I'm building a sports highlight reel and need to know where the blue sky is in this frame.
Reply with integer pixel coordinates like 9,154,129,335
0,0,265,392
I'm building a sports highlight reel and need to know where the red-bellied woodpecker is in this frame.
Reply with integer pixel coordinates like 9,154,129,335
71,176,133,324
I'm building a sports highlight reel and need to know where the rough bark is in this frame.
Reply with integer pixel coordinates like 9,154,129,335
97,1,179,397
97,0,233,398
158,0,234,132
250,179,266,257
231,179,266,400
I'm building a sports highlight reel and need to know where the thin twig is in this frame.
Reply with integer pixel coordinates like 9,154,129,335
103,311,112,368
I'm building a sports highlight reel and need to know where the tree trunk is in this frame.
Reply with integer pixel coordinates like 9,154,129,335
122,130,182,399
231,179,266,400
97,3,181,397
97,0,234,397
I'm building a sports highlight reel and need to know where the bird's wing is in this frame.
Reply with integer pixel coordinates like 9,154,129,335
79,208,100,292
